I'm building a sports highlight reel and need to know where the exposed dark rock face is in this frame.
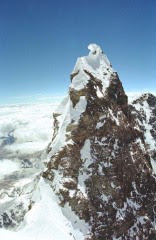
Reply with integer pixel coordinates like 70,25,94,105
43,44,156,239
130,93,156,162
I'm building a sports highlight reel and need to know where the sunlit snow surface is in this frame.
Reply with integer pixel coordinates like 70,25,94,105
0,90,155,239
0,178,84,240
70,43,113,93
0,102,87,240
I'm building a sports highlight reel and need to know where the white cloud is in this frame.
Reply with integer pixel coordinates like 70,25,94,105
0,159,20,177
0,103,59,159
3,94,65,105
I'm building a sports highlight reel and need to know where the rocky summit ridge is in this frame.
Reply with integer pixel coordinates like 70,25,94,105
0,44,155,240
43,44,156,240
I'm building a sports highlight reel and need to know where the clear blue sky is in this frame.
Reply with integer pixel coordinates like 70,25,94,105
0,0,156,104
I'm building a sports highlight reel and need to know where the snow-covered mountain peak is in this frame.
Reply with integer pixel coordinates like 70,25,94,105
43,44,156,239
88,43,102,54
0,44,156,240
86,43,111,70
70,44,114,92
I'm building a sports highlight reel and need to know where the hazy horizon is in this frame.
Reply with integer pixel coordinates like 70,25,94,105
0,0,156,104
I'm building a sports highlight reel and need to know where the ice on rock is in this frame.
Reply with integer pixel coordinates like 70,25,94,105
70,43,115,94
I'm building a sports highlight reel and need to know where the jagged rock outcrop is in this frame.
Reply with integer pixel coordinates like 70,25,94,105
43,44,156,240
130,93,156,162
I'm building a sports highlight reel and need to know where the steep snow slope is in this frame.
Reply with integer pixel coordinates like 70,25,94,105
43,44,156,239
0,44,155,240
0,178,85,240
